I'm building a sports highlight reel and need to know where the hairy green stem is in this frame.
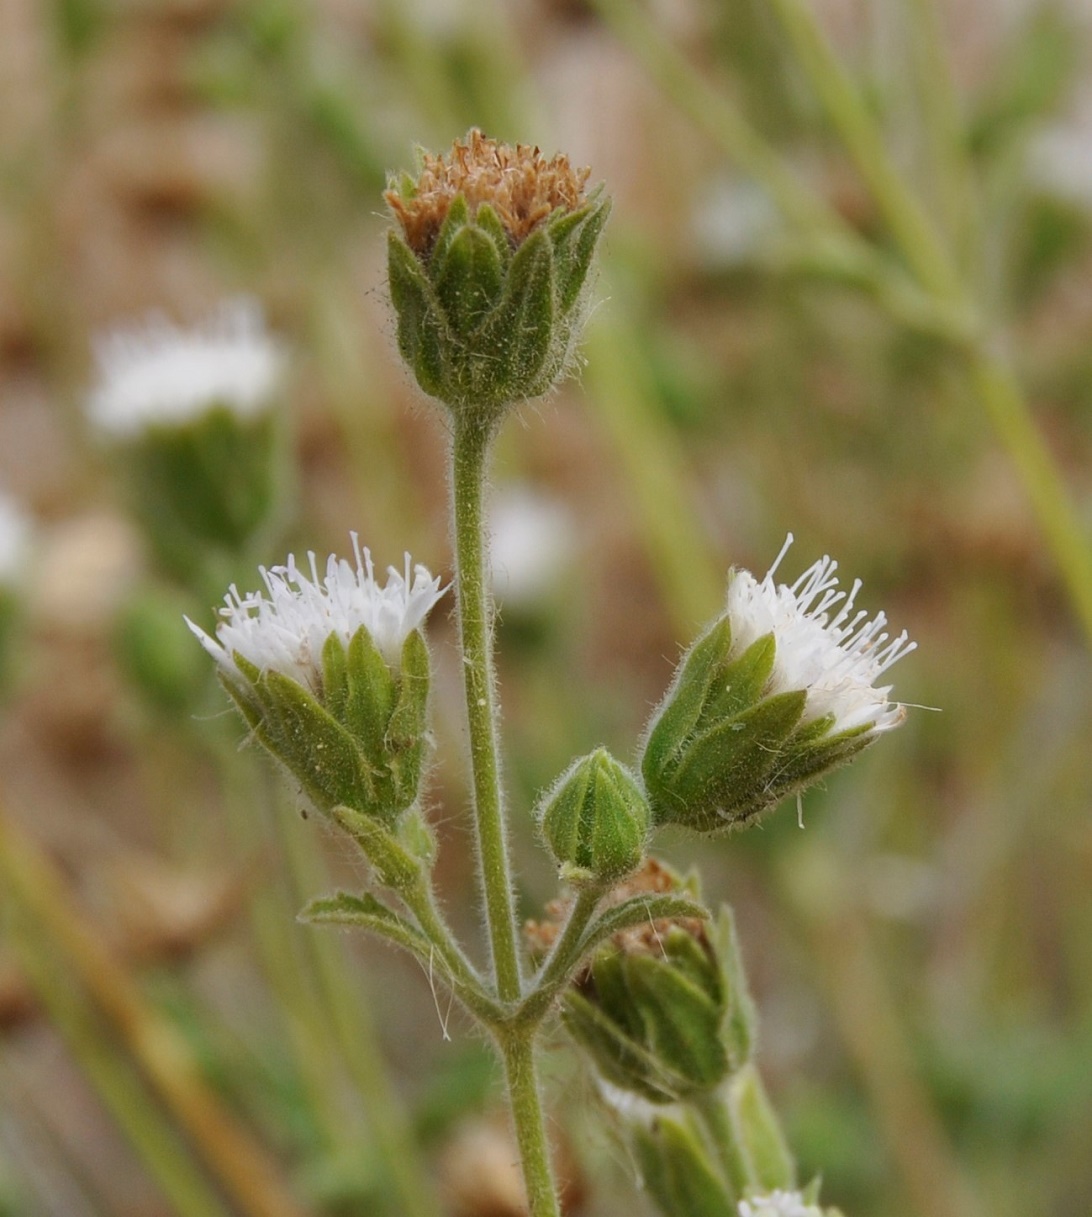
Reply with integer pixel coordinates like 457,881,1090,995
500,1031,561,1217
519,887,603,1025
692,1089,750,1201
451,420,523,1003
279,802,440,1217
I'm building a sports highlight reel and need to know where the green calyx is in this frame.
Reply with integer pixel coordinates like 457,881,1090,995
562,906,755,1104
387,188,611,425
222,626,431,823
641,614,875,833
537,748,650,887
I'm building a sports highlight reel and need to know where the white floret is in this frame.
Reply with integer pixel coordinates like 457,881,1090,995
187,535,446,693
738,1188,824,1217
727,534,915,736
88,298,283,436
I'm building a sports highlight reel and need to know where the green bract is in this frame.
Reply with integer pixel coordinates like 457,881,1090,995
563,906,755,1104
222,626,431,824
536,748,650,887
641,616,873,834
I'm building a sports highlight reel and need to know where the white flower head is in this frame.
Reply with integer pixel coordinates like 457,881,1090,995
0,493,31,585
88,298,284,437
727,534,915,736
738,1189,824,1217
187,536,446,693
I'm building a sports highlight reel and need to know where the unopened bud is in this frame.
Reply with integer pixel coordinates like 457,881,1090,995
537,748,650,887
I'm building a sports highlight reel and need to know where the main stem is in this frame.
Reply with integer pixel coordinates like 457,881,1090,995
451,419,522,1002
501,1031,562,1217
452,419,561,1217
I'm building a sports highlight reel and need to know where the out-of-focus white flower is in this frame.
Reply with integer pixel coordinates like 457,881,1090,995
726,533,915,736
88,298,284,436
738,1189,823,1217
692,175,779,268
489,488,574,608
0,493,31,584
187,535,446,691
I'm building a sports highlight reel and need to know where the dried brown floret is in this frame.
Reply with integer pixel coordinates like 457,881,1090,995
386,129,591,256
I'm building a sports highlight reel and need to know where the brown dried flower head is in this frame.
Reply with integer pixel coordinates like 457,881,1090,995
386,129,591,256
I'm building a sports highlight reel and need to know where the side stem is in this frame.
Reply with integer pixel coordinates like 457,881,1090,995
451,420,523,1002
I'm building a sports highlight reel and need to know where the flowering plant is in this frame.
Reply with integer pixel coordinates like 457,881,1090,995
191,132,910,1217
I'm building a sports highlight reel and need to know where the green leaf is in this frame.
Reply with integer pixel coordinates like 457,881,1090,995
552,193,612,313
579,893,709,961
300,891,430,958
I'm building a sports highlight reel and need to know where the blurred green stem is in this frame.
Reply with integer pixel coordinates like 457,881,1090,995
279,799,441,1217
1,898,232,1217
498,1030,561,1217
0,804,307,1217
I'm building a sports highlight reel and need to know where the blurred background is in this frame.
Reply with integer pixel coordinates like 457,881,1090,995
1,0,1091,1215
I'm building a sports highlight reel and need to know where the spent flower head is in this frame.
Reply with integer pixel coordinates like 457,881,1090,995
88,298,284,436
643,535,916,833
386,129,610,422
189,538,446,822
738,1191,824,1217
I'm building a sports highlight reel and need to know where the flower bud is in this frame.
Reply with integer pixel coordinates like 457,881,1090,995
642,536,915,833
188,539,445,823
563,899,753,1104
386,129,610,425
537,748,650,887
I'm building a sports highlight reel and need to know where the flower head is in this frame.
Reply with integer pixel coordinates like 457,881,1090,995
88,298,283,437
188,536,446,692
641,535,916,834
385,129,610,419
739,1190,823,1217
189,538,446,822
727,534,915,736
386,129,591,256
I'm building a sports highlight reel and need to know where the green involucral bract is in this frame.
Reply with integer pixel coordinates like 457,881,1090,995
387,191,611,425
641,614,874,833
562,908,755,1104
631,1109,739,1216
123,406,283,586
221,626,431,823
537,748,650,887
